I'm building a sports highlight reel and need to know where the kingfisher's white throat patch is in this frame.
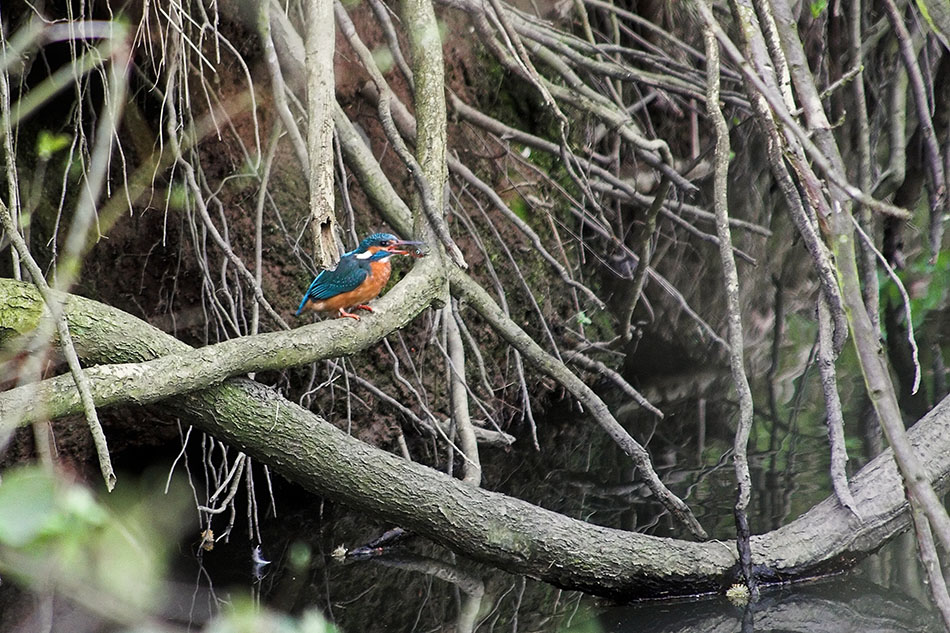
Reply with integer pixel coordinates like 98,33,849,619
356,250,374,259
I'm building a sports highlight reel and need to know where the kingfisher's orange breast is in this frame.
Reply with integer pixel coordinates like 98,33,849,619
309,259,392,313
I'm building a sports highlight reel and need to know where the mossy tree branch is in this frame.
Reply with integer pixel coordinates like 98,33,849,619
0,258,443,425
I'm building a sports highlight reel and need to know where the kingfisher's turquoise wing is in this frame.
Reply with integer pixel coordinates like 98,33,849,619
296,257,370,315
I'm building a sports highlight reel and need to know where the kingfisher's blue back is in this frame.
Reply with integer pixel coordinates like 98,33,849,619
296,250,393,315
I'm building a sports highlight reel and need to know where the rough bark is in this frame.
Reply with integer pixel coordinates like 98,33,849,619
2,278,950,599
305,0,340,268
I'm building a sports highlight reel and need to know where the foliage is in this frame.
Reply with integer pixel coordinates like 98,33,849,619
882,249,950,330
0,466,335,632
0,467,174,615
206,603,336,633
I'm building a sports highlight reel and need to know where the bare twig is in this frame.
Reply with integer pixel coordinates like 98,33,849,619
367,0,414,88
563,350,662,418
817,297,859,516
851,216,921,394
848,0,879,335
0,46,21,280
702,12,756,597
251,123,282,337
258,1,309,177
162,61,289,331
617,177,670,342
446,300,481,485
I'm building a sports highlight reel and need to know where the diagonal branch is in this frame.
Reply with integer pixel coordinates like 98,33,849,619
333,85,707,536
0,198,117,489
449,267,707,539
0,258,443,426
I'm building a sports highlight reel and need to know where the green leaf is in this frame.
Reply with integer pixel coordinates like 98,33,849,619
372,46,394,74
576,311,592,326
61,485,109,526
36,130,71,160
810,0,828,18
0,468,57,546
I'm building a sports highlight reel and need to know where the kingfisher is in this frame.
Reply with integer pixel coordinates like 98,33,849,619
295,233,423,320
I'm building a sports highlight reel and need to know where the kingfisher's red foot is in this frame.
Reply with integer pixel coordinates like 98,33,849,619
338,309,361,320
355,304,375,312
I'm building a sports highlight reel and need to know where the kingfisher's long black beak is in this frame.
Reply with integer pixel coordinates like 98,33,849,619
386,240,426,257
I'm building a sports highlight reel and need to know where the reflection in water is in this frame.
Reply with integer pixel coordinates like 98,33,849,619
599,578,941,633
